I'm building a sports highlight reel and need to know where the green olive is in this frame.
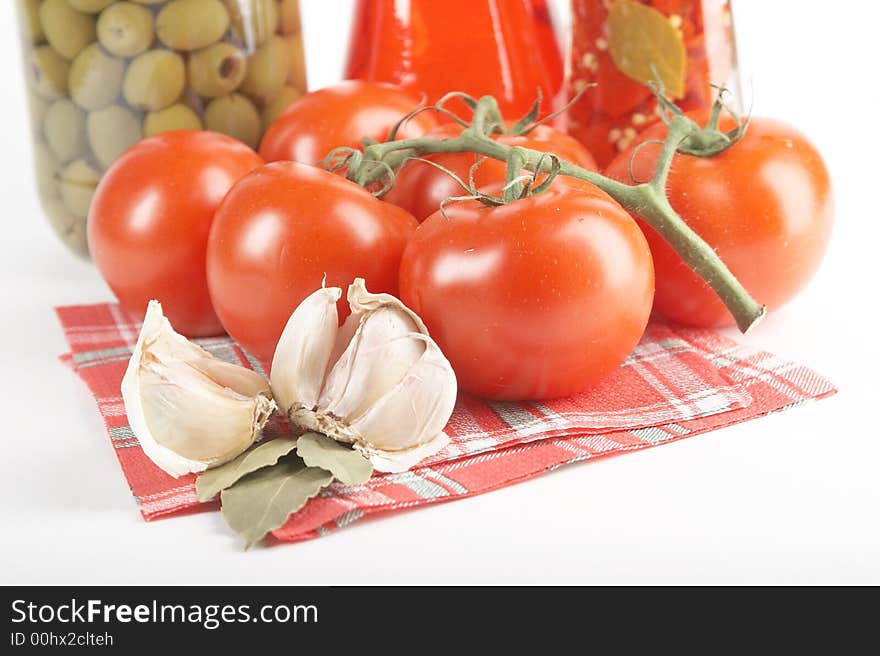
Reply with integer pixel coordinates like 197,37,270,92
239,35,289,101
27,46,70,100
261,84,301,131
226,0,279,48
87,104,143,168
123,49,186,111
59,158,101,219
285,32,306,90
144,103,203,136
27,89,51,134
17,0,45,44
43,197,89,257
67,0,115,12
279,0,301,35
188,42,247,98
39,0,97,60
97,2,155,57
69,43,126,110
204,93,261,149
33,141,61,200
156,0,230,51
43,99,87,163
131,0,167,4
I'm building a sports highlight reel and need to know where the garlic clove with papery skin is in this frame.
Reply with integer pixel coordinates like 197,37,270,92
349,339,455,454
318,303,425,420
121,301,276,478
270,286,341,417
270,279,457,473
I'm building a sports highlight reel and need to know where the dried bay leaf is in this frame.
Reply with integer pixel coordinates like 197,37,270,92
608,0,687,98
196,437,299,502
296,432,373,486
220,457,333,549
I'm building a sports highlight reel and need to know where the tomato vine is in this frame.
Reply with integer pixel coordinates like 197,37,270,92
335,90,765,334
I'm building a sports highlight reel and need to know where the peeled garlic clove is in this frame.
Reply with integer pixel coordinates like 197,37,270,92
270,278,458,473
318,278,432,420
122,301,276,478
349,338,457,454
189,357,276,398
318,304,424,420
270,286,340,414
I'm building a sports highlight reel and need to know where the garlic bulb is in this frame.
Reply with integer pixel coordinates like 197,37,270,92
271,279,457,473
121,301,276,478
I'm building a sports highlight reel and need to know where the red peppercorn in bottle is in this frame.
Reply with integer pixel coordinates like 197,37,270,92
567,0,739,167
344,0,564,120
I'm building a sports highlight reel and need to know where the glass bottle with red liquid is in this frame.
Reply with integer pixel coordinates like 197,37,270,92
344,0,564,120
567,0,740,167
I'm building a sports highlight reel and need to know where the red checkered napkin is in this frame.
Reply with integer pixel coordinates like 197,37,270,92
56,303,836,542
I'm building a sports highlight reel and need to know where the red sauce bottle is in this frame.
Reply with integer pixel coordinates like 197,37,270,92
567,0,740,167
344,0,564,120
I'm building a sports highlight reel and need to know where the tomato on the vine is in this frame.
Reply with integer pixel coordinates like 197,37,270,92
384,122,599,221
606,112,834,327
88,130,264,337
258,81,438,165
207,161,418,361
399,180,654,400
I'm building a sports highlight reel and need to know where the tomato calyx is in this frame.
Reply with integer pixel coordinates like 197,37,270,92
497,147,563,203
331,90,767,333
428,86,597,139
402,147,564,213
325,146,399,197
651,82,749,158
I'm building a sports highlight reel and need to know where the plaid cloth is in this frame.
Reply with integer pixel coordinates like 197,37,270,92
56,303,836,543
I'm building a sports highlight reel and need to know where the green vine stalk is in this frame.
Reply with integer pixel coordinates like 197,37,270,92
339,95,765,333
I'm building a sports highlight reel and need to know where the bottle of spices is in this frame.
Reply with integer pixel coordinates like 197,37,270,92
567,0,740,167
343,0,564,120
16,0,307,258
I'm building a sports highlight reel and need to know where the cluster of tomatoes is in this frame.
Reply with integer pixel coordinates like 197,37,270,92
88,80,833,402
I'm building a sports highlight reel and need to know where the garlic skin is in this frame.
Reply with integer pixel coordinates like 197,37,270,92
122,301,276,478
270,286,341,420
271,279,457,473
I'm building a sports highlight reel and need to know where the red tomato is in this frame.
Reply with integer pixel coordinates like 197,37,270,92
606,113,834,327
207,162,418,360
258,81,438,165
88,130,263,336
384,123,599,221
399,181,654,400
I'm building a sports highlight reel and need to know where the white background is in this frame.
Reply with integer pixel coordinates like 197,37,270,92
1,1,878,585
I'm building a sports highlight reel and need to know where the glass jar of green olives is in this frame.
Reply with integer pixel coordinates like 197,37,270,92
16,0,307,257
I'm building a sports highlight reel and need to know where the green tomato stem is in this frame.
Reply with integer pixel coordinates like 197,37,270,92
503,147,528,202
354,98,766,333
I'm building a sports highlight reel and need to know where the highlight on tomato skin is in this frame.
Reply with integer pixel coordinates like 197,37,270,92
605,111,834,328
383,122,600,222
399,180,655,401
206,161,419,362
87,130,265,338
258,80,439,166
